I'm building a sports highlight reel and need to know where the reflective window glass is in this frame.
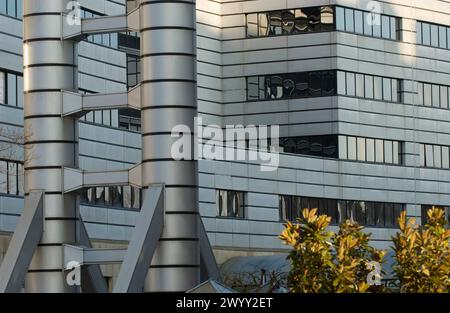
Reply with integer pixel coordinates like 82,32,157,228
337,71,346,95
17,75,23,107
7,0,16,17
374,203,384,226
423,83,432,106
393,141,399,164
0,161,7,194
384,140,393,164
416,22,422,44
381,15,390,39
357,137,366,161
364,75,374,99
247,76,259,100
374,76,382,100
373,17,381,37
336,7,345,31
0,72,4,104
434,145,442,168
366,138,375,162
375,139,384,163
356,73,364,97
16,0,22,19
442,146,450,168
419,143,425,166
425,145,434,167
432,84,440,107
0,1,6,14
383,78,392,101
247,14,258,37
439,26,447,48
258,13,268,36
384,203,394,227
417,82,424,105
440,86,448,108
392,79,399,102
422,23,430,45
7,73,16,106
345,8,354,32
346,72,356,96
347,136,357,160
321,6,334,31
363,12,372,36
354,10,363,34
309,72,322,97
390,17,397,40
431,24,439,47
339,135,347,159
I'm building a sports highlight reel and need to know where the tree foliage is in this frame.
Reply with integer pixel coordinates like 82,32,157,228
392,207,450,293
280,208,386,293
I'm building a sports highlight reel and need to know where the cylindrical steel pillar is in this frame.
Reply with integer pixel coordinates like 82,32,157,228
140,0,200,291
23,0,78,292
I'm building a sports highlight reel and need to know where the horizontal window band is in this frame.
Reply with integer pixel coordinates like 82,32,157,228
23,12,61,18
25,140,78,145
141,79,196,84
24,114,62,119
165,211,199,215
24,191,64,196
24,166,63,171
27,269,63,273
142,185,198,189
141,53,196,58
159,238,199,242
45,217,79,221
142,158,197,163
23,38,62,43
149,265,200,269
141,105,197,111
142,131,193,136
24,89,62,94
37,243,63,247
141,26,195,32
141,0,195,6
24,63,77,69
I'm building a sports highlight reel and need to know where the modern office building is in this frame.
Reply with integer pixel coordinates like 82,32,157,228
0,0,450,291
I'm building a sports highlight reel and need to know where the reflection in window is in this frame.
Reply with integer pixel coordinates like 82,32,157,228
217,190,246,218
81,186,142,210
280,135,338,158
339,135,403,165
421,205,450,227
247,70,336,101
419,143,450,169
0,160,23,195
280,195,404,228
246,6,335,38
338,71,401,102
417,81,450,109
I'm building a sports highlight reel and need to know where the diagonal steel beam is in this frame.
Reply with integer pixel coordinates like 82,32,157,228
113,185,164,293
0,192,44,293
199,216,221,282
77,221,109,293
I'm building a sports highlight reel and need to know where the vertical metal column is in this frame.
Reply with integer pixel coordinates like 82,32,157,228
140,0,200,291
23,0,78,292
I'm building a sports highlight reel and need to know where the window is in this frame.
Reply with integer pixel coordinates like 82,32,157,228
374,76,383,100
0,160,23,195
280,195,404,228
345,8,354,33
336,7,345,31
346,72,356,96
417,81,450,109
347,136,357,160
0,71,23,107
217,190,246,218
381,15,390,39
419,143,450,169
417,21,450,50
127,54,140,88
0,72,4,104
81,186,142,210
339,136,403,165
247,70,337,101
364,75,374,99
354,10,363,34
280,135,338,158
247,14,258,37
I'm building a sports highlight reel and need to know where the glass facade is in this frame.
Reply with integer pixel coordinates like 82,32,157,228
280,195,404,228
417,81,450,108
0,70,23,107
80,186,141,210
417,21,450,49
338,71,401,102
280,135,338,158
339,135,403,165
246,5,400,41
0,160,24,196
247,70,336,101
0,0,22,19
216,190,246,218
246,6,334,38
419,143,450,169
